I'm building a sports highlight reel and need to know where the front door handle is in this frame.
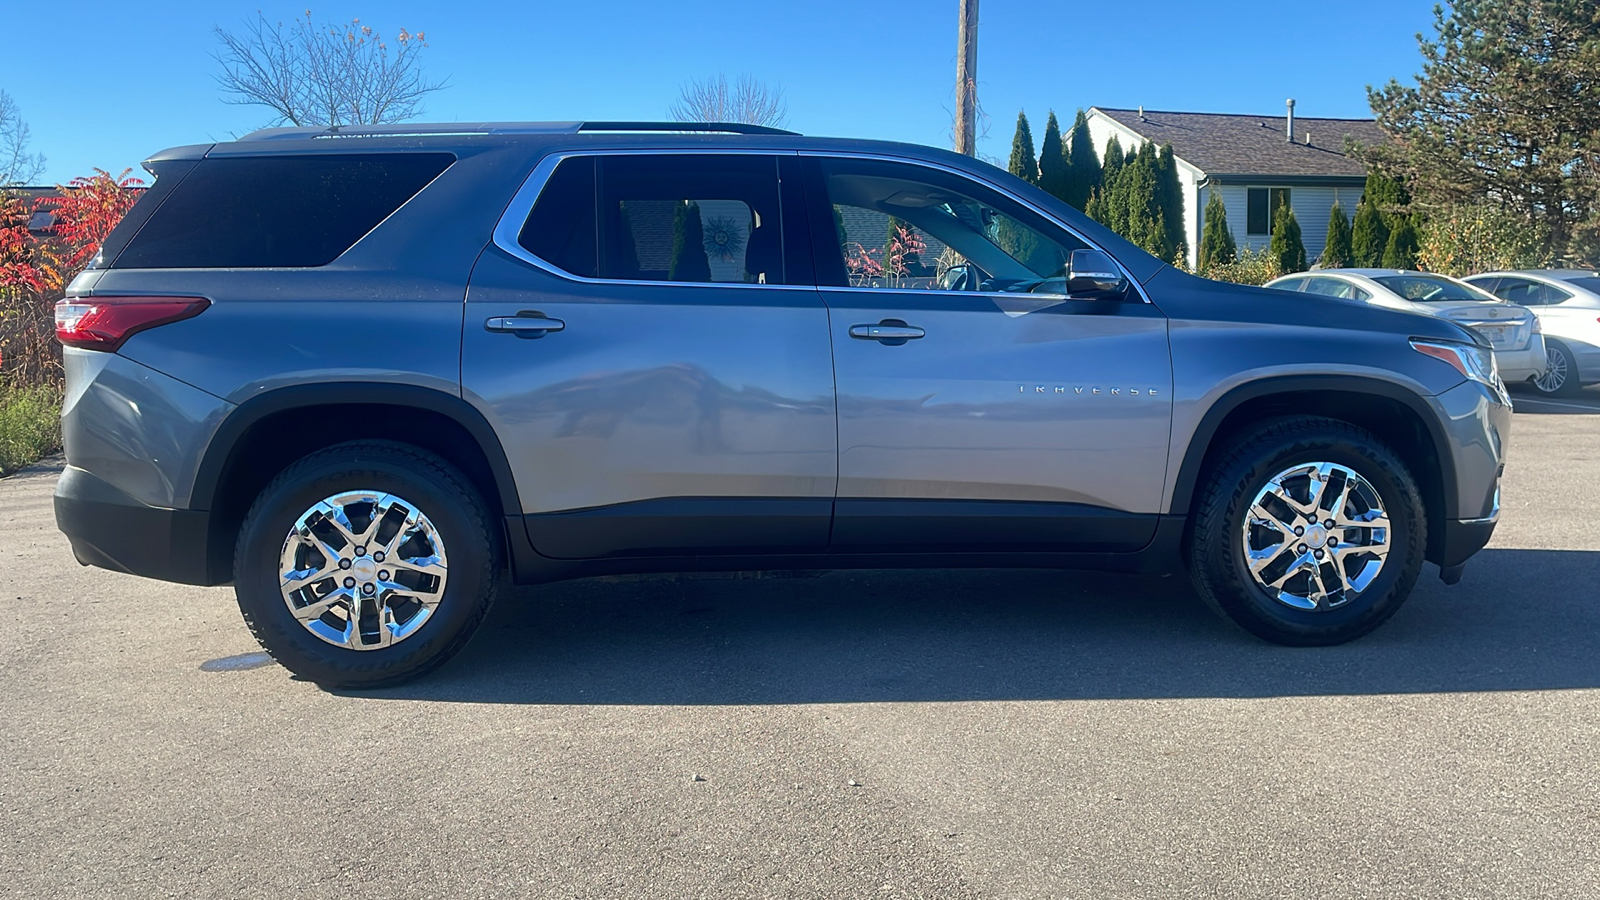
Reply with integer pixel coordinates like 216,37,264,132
849,320,925,345
485,311,565,338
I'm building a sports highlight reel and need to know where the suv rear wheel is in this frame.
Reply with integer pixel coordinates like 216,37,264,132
233,440,498,688
1188,417,1425,646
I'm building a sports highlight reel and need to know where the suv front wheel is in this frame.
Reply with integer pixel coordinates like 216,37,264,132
1188,417,1426,646
233,440,498,688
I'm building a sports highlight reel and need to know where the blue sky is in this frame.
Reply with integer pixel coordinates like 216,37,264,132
4,1,1436,185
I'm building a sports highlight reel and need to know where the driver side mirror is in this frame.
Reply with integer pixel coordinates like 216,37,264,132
1066,249,1128,298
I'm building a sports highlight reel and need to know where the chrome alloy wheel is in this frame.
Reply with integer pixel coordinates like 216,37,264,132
278,490,449,650
1241,462,1390,611
1535,347,1569,394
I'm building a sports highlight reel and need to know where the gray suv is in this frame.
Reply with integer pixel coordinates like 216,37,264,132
53,122,1509,687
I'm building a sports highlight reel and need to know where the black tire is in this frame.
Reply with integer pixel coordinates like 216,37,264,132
1532,340,1582,398
234,440,498,688
1187,417,1425,646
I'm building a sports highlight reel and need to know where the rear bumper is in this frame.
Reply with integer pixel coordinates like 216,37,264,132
54,465,222,586
1496,335,1547,383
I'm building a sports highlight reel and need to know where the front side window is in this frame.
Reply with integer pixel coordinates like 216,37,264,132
1246,187,1291,236
517,154,787,285
812,156,1089,294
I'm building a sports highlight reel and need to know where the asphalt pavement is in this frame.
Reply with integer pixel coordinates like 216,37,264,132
3,387,1598,899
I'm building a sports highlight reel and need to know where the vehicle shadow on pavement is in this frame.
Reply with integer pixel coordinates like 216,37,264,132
354,547,1600,705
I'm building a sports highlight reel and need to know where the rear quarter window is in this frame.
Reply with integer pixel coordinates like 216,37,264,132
113,153,454,268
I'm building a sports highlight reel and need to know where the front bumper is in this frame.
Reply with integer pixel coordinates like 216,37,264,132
55,465,221,586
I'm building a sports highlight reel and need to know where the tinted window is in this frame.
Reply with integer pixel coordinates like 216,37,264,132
813,156,1088,293
519,157,598,278
1272,277,1308,292
1562,276,1600,294
115,153,453,268
598,155,785,284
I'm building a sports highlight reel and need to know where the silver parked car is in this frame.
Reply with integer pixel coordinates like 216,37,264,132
1266,269,1547,385
1462,270,1600,397
53,122,1510,687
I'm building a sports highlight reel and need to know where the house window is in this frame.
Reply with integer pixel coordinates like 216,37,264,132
1246,187,1291,235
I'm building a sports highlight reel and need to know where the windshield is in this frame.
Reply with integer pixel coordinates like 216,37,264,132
1374,275,1497,303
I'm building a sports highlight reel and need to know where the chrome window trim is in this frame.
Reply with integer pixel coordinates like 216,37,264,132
489,147,1151,303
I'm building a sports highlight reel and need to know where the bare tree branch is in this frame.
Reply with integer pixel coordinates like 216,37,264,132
213,11,447,127
0,90,47,185
670,74,787,128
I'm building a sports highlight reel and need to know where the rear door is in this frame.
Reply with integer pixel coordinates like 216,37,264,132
801,154,1173,552
462,151,837,559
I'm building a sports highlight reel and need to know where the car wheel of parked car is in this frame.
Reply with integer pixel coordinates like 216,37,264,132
233,440,498,688
1188,417,1425,646
1532,340,1581,397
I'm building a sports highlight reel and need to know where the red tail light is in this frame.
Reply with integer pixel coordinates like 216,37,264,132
55,296,210,351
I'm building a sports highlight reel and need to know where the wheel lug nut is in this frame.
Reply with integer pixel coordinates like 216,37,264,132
378,570,390,581
1324,519,1335,529
1328,537,1338,547
373,551,385,563
354,546,367,557
1297,543,1308,554
343,577,356,589
1294,526,1304,536
338,559,352,570
362,583,375,595
1314,549,1325,559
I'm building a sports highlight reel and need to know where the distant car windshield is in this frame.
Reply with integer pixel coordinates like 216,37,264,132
1373,275,1496,303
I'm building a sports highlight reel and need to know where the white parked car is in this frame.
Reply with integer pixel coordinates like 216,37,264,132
1265,269,1546,385
1461,270,1600,397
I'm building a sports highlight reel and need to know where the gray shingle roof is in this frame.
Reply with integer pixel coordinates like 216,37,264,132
1092,108,1385,179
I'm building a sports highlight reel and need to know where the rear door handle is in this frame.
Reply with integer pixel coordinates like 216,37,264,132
485,312,565,338
849,320,925,344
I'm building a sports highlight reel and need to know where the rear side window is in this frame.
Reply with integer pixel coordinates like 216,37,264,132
114,153,453,268
515,154,790,285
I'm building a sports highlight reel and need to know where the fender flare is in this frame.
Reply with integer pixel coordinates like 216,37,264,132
190,382,521,514
1168,374,1458,520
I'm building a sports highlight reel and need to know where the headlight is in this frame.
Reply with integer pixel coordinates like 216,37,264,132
1411,338,1504,395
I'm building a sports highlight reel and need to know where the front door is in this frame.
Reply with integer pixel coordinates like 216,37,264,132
463,152,837,559
802,154,1173,551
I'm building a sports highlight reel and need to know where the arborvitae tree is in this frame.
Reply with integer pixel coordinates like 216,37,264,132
1008,111,1038,185
1270,198,1307,273
1064,109,1101,210
668,201,710,281
1120,141,1171,256
1350,198,1389,267
1322,202,1353,268
1155,144,1186,264
1038,111,1070,202
1101,134,1125,183
1198,190,1237,272
1382,216,1420,269
1085,187,1109,226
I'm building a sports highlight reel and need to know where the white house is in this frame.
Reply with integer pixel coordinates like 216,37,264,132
1084,104,1385,268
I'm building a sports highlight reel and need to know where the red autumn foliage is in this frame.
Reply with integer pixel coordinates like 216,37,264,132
1,168,144,386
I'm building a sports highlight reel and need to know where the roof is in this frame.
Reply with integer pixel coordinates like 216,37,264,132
1091,108,1385,179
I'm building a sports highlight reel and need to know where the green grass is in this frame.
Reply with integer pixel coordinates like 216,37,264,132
0,384,62,476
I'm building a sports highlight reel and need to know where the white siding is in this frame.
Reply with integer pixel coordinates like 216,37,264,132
1203,183,1362,265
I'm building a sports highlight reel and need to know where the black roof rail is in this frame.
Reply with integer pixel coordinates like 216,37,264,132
577,121,799,136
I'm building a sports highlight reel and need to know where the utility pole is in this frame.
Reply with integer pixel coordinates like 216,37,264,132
954,0,978,156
